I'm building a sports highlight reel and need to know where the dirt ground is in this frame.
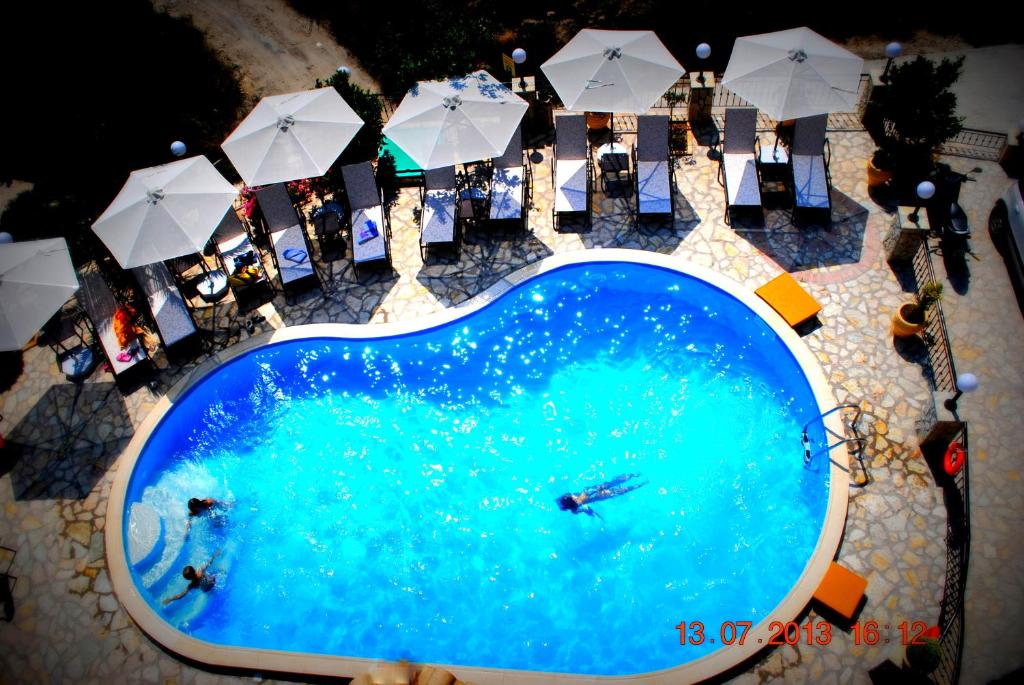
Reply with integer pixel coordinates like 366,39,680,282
148,0,973,102
150,0,380,102
843,29,972,58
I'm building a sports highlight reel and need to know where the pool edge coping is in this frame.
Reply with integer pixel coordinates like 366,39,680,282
106,248,850,685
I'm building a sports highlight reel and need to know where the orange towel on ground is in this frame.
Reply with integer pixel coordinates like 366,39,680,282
814,561,867,620
755,273,822,327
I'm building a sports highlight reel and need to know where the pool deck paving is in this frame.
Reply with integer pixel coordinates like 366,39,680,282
1,119,1022,684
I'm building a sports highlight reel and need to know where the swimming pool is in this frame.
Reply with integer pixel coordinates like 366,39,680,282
108,251,848,683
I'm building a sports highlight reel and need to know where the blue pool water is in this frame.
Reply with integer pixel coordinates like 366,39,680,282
123,261,830,676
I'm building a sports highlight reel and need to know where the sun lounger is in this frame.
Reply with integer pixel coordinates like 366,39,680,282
255,183,320,298
77,263,152,385
552,114,592,231
633,114,674,226
213,208,272,311
420,166,459,257
813,561,867,621
489,124,529,231
131,261,200,356
791,114,832,223
719,108,762,224
755,272,822,328
341,162,391,272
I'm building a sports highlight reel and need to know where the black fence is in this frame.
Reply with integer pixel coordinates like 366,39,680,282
911,239,958,393
931,423,971,685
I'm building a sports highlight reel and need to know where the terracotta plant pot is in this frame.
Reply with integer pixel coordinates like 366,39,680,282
892,302,925,337
586,111,611,130
867,157,894,187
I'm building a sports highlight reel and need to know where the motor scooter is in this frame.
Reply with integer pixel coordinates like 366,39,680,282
927,164,981,253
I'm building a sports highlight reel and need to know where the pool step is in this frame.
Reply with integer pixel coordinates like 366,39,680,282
127,503,164,570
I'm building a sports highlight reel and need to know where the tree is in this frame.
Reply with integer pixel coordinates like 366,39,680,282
868,55,964,183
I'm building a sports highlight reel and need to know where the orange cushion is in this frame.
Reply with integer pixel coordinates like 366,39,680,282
813,561,867,620
755,273,822,327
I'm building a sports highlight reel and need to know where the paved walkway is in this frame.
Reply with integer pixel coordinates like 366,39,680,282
0,123,1020,683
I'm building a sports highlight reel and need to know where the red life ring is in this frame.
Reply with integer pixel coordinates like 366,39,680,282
943,442,966,476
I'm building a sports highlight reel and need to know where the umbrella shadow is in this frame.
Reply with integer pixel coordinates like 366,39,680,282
3,381,132,500
583,189,700,252
415,230,554,307
734,189,870,272
321,264,401,324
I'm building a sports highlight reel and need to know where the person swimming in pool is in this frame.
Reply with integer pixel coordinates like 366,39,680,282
185,497,225,533
163,549,221,605
188,497,219,516
556,473,647,518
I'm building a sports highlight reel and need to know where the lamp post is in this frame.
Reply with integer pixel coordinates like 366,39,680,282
170,141,186,157
695,42,711,86
945,372,979,411
909,180,935,224
512,48,527,91
881,41,902,83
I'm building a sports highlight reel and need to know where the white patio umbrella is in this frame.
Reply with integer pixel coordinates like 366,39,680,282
540,29,685,114
91,155,237,269
721,27,864,121
222,86,364,187
0,238,79,351
382,71,528,170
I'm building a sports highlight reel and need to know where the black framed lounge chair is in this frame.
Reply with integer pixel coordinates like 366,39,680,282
76,263,153,388
488,124,531,233
718,108,763,225
131,261,201,359
254,183,322,300
633,115,675,228
552,114,592,231
790,114,832,224
341,162,391,274
419,166,460,259
212,207,273,312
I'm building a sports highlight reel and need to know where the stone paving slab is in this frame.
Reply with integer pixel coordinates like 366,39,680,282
0,125,1019,684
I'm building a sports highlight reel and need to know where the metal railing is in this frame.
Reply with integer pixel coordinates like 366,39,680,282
939,128,1009,161
931,424,971,685
911,239,958,393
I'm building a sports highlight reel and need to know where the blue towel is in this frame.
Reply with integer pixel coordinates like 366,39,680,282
357,220,379,245
282,248,307,264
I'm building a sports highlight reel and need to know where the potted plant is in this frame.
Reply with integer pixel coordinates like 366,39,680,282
867,147,895,187
665,88,688,155
893,281,943,337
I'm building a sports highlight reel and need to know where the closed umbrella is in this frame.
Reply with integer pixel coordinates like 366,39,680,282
0,238,79,351
382,71,528,170
222,86,364,187
541,29,684,114
91,155,237,269
721,27,864,121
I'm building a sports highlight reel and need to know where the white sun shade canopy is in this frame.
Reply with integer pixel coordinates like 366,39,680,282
0,238,79,351
382,71,528,170
541,29,685,114
722,27,864,121
222,87,364,186
91,155,238,269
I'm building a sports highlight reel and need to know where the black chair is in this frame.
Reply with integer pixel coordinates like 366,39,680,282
255,184,322,300
488,124,531,233
551,114,593,231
